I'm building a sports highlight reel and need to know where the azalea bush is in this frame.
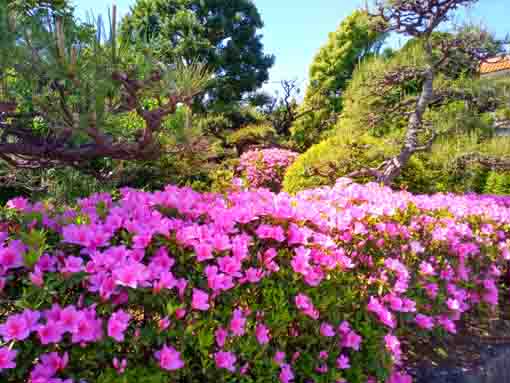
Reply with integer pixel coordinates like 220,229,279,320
238,148,299,191
1,179,510,382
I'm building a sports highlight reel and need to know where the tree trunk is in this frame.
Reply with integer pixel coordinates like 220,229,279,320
378,61,435,185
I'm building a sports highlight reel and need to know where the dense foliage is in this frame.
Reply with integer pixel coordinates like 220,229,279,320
121,0,275,109
290,10,385,150
0,0,211,171
286,37,510,194
1,180,510,382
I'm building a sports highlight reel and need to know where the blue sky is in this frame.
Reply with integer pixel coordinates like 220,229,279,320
72,0,509,93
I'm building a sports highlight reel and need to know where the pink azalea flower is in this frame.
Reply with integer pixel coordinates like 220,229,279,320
113,357,127,374
58,305,81,333
215,327,228,348
155,345,184,371
387,371,413,383
341,330,362,351
336,354,350,370
255,323,271,345
384,334,402,362
71,316,101,343
230,308,247,336
244,267,264,283
0,314,31,341
447,298,460,312
113,262,147,289
320,322,335,337
295,293,320,319
415,314,434,330
279,363,294,383
274,351,286,366
40,352,68,373
338,321,351,334
175,308,187,319
107,310,131,342
29,269,44,287
158,317,171,331
191,288,210,311
62,256,84,273
291,247,311,275
6,197,29,211
0,347,17,370
0,240,25,270
214,351,237,372
218,256,242,277
37,322,64,344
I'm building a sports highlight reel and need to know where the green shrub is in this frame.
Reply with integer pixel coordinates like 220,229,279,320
283,134,395,194
226,123,277,152
483,171,510,195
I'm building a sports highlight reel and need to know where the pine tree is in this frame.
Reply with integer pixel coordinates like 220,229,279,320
121,0,274,110
0,0,210,173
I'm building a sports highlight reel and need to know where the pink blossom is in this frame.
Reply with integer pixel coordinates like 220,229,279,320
6,197,29,211
387,371,413,383
113,262,147,289
71,314,102,343
214,351,236,372
155,345,184,371
274,351,286,366
191,288,210,311
320,322,335,337
341,330,362,351
0,240,25,270
291,247,311,275
30,269,44,287
40,352,68,373
255,323,271,345
0,314,31,341
336,354,350,370
279,363,294,383
0,347,16,370
215,327,228,347
107,310,131,342
113,357,127,374
295,293,320,319
218,256,242,277
37,322,64,344
419,261,435,276
175,308,187,319
62,256,84,273
244,267,264,283
415,314,434,330
158,317,170,331
384,334,402,362
230,308,247,336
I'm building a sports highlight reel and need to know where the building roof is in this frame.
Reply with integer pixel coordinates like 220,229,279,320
480,56,510,75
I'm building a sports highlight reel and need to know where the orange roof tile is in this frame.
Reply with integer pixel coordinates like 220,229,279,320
480,56,510,75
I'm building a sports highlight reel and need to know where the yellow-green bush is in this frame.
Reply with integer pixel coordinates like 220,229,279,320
289,10,385,151
283,133,396,194
226,123,276,152
483,171,510,195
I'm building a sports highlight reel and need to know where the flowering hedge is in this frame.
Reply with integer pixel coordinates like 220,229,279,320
238,148,299,191
1,178,510,382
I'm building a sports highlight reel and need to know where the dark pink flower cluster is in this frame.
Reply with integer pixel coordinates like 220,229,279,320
1,178,510,382
238,148,299,190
